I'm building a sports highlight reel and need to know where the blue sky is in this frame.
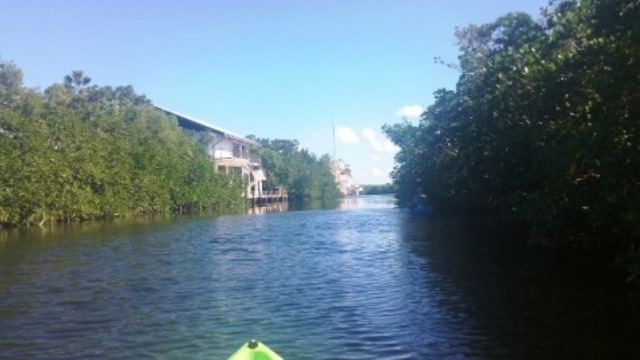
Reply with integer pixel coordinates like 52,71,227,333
1,0,547,184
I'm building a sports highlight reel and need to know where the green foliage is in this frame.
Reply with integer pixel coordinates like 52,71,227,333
0,63,243,226
0,58,24,107
247,137,342,200
362,183,396,195
384,0,640,246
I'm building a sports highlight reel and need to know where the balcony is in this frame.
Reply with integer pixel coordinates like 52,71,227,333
213,147,261,165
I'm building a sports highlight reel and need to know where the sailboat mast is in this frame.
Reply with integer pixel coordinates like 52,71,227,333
332,121,336,161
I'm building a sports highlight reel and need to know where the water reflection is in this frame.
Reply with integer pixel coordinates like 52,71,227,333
400,214,640,358
338,194,397,210
1,195,638,359
247,202,289,215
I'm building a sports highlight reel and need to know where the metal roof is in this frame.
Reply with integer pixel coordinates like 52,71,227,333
155,106,259,147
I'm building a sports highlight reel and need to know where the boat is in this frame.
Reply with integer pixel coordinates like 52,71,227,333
228,340,283,360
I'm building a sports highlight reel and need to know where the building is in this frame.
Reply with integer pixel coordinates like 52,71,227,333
156,106,267,199
332,159,361,196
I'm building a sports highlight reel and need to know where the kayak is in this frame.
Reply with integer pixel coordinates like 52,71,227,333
228,340,283,360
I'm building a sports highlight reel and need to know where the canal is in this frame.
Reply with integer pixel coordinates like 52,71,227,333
1,195,638,358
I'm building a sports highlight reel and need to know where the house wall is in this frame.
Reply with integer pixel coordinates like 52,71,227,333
209,137,253,160
209,138,235,159
158,107,278,201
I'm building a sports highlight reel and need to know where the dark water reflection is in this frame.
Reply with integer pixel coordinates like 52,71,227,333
1,196,638,359
403,215,640,359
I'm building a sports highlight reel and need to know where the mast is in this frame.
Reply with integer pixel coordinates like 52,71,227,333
332,122,336,161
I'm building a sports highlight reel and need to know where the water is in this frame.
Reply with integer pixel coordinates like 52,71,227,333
1,195,638,359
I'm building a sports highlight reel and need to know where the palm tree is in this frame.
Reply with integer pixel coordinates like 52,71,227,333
63,70,91,94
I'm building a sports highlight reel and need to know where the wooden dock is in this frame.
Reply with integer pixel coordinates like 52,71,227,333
251,189,288,205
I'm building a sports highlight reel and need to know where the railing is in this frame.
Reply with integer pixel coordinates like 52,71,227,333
248,153,262,165
250,189,288,202
213,147,262,165
232,148,245,158
213,147,234,159
255,190,288,197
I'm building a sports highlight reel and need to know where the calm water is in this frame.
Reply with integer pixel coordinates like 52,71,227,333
1,195,638,359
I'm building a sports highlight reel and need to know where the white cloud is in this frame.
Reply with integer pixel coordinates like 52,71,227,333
362,127,400,153
371,154,380,160
335,126,359,144
395,104,424,118
371,166,386,177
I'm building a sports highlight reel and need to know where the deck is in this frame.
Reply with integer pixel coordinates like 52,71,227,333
251,190,288,204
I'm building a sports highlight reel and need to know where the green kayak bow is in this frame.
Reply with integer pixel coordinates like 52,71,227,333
228,340,283,360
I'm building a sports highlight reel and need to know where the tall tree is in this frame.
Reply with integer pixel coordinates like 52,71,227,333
1,64,244,226
63,70,91,93
248,136,343,200
0,58,24,107
385,0,640,245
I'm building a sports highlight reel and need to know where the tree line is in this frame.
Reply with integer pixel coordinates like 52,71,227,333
384,0,639,248
0,64,246,226
247,137,343,200
361,183,396,195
